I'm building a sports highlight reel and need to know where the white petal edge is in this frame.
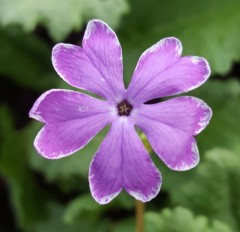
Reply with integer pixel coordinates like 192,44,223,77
29,89,74,123
128,174,162,202
133,37,182,73
33,125,99,159
89,152,122,205
51,44,80,87
172,140,200,171
83,19,122,51
188,56,211,90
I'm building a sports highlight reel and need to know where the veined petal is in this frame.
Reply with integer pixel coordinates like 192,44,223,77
136,96,212,136
52,20,125,102
29,89,112,158
126,37,210,104
89,119,161,204
134,112,200,171
121,121,162,201
29,89,112,123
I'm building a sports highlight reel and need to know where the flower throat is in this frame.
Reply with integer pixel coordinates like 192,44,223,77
117,100,133,116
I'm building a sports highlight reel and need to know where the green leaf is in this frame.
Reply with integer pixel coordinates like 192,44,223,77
0,0,129,41
0,107,47,231
111,218,135,232
35,203,109,232
145,207,233,232
63,194,102,223
0,26,56,90
112,207,232,232
162,148,240,231
119,0,240,81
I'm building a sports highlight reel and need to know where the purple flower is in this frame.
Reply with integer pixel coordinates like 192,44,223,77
30,19,212,204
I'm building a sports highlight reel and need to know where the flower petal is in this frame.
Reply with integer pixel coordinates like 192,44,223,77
134,113,200,171
136,96,212,136
29,89,112,123
89,119,161,204
121,121,162,201
126,37,210,104
52,20,124,102
30,89,111,158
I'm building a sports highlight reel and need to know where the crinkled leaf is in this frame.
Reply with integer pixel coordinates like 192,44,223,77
112,207,232,232
145,207,233,232
63,194,101,223
119,0,240,82
35,203,108,232
0,0,129,41
162,148,240,231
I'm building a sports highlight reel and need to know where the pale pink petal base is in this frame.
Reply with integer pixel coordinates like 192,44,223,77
89,119,161,204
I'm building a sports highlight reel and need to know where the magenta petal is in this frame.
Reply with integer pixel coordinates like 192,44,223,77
29,89,111,158
137,96,212,136
126,37,210,104
121,121,162,201
89,120,161,204
29,89,112,123
52,20,125,102
134,112,200,171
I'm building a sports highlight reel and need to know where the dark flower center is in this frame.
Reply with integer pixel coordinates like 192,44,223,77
117,100,133,116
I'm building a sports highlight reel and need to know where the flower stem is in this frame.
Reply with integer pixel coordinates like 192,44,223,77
135,200,144,232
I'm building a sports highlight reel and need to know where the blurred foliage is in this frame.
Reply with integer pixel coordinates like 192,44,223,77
0,0,240,231
0,108,47,230
144,207,233,232
193,80,240,154
162,148,240,231
119,0,240,83
0,0,129,41
0,26,56,91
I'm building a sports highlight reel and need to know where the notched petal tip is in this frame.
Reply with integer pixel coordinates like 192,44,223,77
33,126,81,160
90,188,122,205
190,97,213,135
140,36,182,59
174,96,212,135
33,127,54,159
33,127,62,159
29,90,52,123
128,173,162,202
170,140,200,171
190,56,211,82
83,19,118,43
29,89,68,123
51,43,79,79
89,168,122,204
160,37,183,56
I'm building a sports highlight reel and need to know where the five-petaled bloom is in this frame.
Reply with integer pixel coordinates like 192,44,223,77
30,19,212,204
